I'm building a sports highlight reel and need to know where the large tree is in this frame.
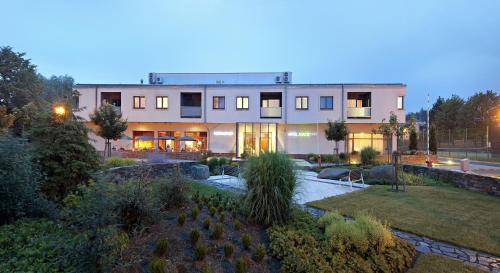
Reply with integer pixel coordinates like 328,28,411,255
29,109,100,201
324,120,348,161
39,74,77,107
89,103,128,157
434,95,465,144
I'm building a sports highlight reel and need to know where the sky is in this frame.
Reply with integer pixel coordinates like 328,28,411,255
2,0,499,112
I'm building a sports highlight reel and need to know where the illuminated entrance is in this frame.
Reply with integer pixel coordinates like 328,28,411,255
236,123,277,157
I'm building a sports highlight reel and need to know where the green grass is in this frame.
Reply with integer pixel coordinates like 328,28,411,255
307,185,500,256
438,151,500,163
189,181,239,199
408,254,488,273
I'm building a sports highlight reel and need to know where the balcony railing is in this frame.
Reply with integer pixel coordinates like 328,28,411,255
181,106,202,118
347,107,371,118
260,107,282,118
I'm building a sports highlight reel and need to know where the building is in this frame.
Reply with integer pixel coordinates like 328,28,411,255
75,72,406,157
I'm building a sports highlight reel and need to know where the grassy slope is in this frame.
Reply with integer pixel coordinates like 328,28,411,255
189,181,240,199
408,254,488,273
308,185,500,256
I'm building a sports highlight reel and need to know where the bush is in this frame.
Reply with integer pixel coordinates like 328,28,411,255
103,156,136,168
178,213,186,226
254,243,266,262
267,211,415,273
194,243,208,261
234,219,241,231
203,218,211,229
399,172,442,186
242,233,251,250
154,166,189,210
224,243,234,257
155,238,168,256
209,206,216,216
197,202,204,210
235,257,247,273
211,223,224,239
322,154,337,163
339,152,347,161
0,219,82,272
0,134,53,224
201,264,210,273
243,152,297,225
360,147,377,165
191,207,199,220
192,190,200,203
219,212,225,223
231,208,237,218
29,111,100,201
150,257,166,273
190,229,200,244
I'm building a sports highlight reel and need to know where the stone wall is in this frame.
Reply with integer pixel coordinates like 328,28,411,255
97,161,198,183
402,164,500,197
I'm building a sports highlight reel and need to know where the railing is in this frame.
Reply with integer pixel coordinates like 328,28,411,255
260,107,282,118
180,106,202,118
347,107,371,118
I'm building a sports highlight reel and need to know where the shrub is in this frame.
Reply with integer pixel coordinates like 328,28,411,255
224,243,235,257
190,229,200,244
209,206,216,216
192,190,200,203
243,152,297,225
219,212,225,223
306,153,318,162
399,172,442,186
103,156,136,168
116,178,159,231
191,207,199,220
360,147,377,165
150,257,166,273
242,233,251,250
218,204,224,212
234,219,241,231
154,166,189,209
211,223,224,239
322,154,336,163
194,243,208,261
155,238,168,256
235,257,247,273
0,219,82,272
197,202,204,210
254,243,266,262
201,264,210,273
317,210,344,228
339,152,347,161
0,134,53,224
178,213,186,226
231,208,237,218
29,111,100,201
203,218,211,229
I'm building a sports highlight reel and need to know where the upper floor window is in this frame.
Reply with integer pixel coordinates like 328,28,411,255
133,96,146,109
320,96,333,110
213,96,225,109
156,96,168,109
236,96,249,110
397,96,404,110
295,96,308,110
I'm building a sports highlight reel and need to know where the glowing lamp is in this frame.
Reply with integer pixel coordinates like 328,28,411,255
54,105,66,116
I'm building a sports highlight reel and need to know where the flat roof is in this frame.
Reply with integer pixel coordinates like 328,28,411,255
75,83,406,88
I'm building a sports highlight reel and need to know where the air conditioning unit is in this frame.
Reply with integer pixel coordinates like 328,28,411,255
283,76,289,83
149,73,155,84
156,77,163,84
275,76,282,83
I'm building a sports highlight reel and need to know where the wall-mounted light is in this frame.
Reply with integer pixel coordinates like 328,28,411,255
214,131,234,136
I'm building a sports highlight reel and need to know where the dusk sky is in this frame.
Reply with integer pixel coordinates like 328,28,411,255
2,0,499,111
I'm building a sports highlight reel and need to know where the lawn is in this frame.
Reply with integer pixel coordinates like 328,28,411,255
308,185,500,256
408,254,487,273
189,180,240,199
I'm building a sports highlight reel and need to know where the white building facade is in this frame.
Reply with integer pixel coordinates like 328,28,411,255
75,72,405,157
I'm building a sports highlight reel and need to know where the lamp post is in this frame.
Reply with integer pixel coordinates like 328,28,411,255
52,103,68,122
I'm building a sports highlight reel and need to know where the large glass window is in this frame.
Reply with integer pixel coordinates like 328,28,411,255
156,96,168,109
237,123,277,157
213,96,225,109
236,96,249,110
397,96,404,110
133,96,146,109
295,96,308,110
320,96,333,110
133,131,154,150
347,132,386,154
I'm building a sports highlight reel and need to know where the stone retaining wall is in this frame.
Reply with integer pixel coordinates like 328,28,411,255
402,164,500,197
98,161,198,183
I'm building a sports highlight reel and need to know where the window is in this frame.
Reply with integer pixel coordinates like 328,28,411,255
295,96,308,110
397,96,404,110
213,96,225,109
320,96,333,110
156,96,168,109
133,96,145,109
236,96,249,110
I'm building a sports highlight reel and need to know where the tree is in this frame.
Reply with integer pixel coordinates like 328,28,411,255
434,95,464,145
429,124,437,154
324,120,348,161
408,114,418,150
29,109,100,201
89,103,128,157
39,75,78,107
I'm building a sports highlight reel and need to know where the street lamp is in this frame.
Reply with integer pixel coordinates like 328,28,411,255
53,105,66,116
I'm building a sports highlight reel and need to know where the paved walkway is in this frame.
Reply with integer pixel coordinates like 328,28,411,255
202,179,500,272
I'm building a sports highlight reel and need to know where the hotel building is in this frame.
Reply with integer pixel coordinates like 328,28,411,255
75,72,406,157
